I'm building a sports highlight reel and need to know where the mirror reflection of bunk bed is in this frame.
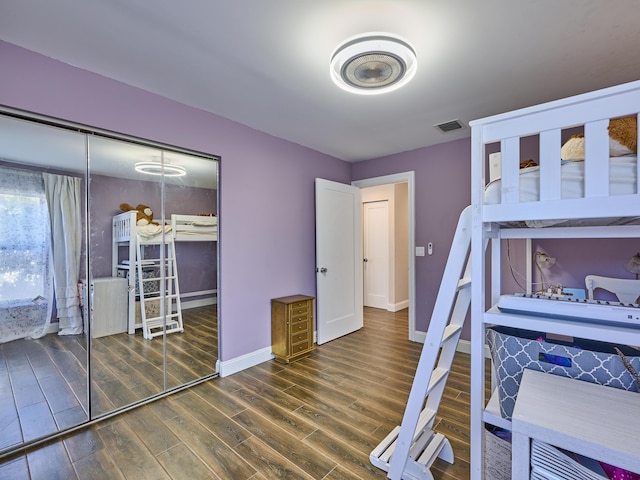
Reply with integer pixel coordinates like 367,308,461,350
112,211,218,340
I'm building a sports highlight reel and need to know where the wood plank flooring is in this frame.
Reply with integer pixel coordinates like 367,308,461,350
0,307,484,479
0,305,218,451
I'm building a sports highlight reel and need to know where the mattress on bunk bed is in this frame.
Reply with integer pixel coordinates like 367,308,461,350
127,217,217,239
484,156,639,227
172,217,217,236
136,223,172,239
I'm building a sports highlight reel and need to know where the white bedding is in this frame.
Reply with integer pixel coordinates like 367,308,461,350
137,223,172,239
484,156,639,227
137,222,217,239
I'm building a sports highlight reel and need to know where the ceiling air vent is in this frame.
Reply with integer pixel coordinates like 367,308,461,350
434,119,464,133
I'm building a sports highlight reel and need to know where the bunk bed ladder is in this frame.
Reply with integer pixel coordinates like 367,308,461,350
370,205,473,480
136,236,184,340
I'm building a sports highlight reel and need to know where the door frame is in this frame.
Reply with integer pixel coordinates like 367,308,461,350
352,171,418,342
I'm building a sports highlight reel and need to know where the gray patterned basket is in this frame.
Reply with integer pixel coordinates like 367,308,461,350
486,326,640,420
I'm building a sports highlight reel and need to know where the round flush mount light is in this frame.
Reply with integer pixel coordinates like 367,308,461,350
135,161,186,177
330,32,417,95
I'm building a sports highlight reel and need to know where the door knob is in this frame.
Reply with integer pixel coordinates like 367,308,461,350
317,267,328,273
363,258,368,262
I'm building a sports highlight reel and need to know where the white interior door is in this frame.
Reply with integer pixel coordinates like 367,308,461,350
315,178,363,344
363,201,389,309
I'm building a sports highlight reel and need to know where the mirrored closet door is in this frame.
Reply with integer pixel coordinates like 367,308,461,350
88,135,219,416
0,110,219,455
0,114,89,451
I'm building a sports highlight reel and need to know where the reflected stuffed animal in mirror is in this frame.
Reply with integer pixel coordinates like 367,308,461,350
119,203,159,226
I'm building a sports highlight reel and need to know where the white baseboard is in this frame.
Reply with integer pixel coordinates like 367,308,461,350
456,339,492,358
412,330,426,343
181,289,217,310
387,300,409,312
409,333,491,358
182,297,217,309
218,346,274,377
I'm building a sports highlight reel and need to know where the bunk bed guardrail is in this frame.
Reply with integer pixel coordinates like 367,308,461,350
471,80,640,226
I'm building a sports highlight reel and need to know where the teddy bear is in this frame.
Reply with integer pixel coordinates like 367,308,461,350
119,203,159,226
560,116,637,161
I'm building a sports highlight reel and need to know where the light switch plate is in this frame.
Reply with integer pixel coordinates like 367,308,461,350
416,246,425,256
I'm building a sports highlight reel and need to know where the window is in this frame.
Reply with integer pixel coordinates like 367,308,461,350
0,167,51,303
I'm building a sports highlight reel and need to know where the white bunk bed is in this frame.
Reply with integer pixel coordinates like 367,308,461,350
112,211,217,339
470,80,640,479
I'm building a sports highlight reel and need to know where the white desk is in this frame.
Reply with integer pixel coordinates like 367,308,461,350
511,369,640,479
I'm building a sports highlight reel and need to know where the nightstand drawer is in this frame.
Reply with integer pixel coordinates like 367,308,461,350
291,329,309,344
290,304,309,317
291,321,308,334
291,340,312,355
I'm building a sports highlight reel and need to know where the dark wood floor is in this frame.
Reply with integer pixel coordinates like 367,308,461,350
0,305,218,452
91,304,218,416
0,307,480,479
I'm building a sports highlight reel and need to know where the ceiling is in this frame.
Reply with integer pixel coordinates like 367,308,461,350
0,114,218,188
1,0,640,162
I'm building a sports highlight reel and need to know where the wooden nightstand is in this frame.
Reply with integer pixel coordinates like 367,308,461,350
271,294,315,363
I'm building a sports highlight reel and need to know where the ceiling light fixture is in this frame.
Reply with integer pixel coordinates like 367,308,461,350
135,161,186,177
330,32,417,95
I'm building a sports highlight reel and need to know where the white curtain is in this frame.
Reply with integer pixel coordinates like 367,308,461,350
43,173,83,335
0,166,53,342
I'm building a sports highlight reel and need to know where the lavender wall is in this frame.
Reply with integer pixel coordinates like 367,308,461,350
0,41,350,361
352,138,472,333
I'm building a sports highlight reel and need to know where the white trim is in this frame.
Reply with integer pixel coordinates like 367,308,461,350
457,339,491,358
352,171,416,341
218,346,274,377
180,288,217,309
387,300,409,312
410,335,491,358
182,297,217,309
413,329,426,343
181,288,217,299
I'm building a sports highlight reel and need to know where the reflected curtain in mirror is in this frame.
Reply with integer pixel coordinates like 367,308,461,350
0,166,53,342
43,173,83,335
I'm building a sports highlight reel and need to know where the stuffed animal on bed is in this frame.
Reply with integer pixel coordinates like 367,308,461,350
560,116,637,161
119,203,159,226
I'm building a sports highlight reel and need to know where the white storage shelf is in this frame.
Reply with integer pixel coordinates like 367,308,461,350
484,307,640,350
511,369,640,479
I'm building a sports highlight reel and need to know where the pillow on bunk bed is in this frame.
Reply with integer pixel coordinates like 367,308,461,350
560,116,637,161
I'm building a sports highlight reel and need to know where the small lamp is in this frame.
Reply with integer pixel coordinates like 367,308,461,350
534,251,556,293
535,252,556,269
625,252,640,279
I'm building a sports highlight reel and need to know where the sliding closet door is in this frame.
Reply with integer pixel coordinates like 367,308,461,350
0,110,220,455
87,136,165,416
163,153,218,389
0,114,89,452
87,136,219,416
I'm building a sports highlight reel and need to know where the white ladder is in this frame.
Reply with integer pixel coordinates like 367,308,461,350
370,205,473,480
136,236,184,340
